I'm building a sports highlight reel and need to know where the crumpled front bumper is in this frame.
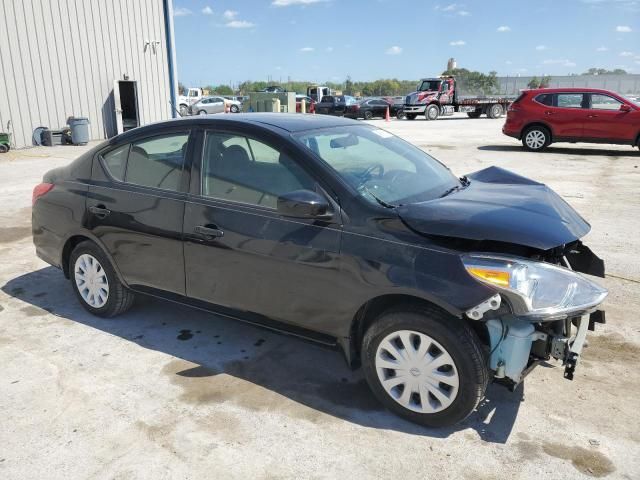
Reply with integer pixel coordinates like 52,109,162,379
485,309,605,389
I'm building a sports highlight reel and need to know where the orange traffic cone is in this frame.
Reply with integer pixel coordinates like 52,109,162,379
385,106,390,122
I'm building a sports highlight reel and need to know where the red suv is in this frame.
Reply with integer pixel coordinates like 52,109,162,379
503,88,640,151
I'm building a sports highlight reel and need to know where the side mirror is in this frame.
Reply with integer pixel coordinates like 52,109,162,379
620,103,632,112
277,190,331,219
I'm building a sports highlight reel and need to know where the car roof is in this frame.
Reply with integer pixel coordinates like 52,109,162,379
112,113,362,142
525,87,625,95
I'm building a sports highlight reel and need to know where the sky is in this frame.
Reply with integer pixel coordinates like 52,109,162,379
171,0,640,86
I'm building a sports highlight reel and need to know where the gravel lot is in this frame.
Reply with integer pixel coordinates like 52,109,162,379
1,114,639,479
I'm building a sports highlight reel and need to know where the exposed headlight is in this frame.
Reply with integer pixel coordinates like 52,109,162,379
462,254,607,320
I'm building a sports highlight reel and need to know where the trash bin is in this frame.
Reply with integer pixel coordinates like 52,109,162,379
68,117,90,145
41,128,53,146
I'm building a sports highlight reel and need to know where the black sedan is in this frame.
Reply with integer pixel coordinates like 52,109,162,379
32,114,607,427
358,98,404,120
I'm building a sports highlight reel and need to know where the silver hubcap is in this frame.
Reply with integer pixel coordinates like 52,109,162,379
427,107,438,119
74,254,109,308
525,130,546,149
375,330,459,413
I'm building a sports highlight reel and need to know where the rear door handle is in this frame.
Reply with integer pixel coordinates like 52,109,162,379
588,114,598,118
194,225,224,239
88,205,111,218
544,111,554,115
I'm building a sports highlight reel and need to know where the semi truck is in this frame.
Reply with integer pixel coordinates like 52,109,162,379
403,76,515,121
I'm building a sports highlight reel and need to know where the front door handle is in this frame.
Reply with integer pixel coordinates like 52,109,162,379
588,114,598,118
88,205,111,219
544,111,554,115
194,225,224,239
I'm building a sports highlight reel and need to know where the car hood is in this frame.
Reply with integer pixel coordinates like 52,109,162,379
396,166,591,250
406,91,438,103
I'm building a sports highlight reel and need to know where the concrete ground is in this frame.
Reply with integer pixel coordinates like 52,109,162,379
1,114,639,479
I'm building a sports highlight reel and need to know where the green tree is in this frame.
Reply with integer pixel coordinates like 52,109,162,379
527,76,540,89
344,76,354,96
213,85,234,95
582,68,628,75
539,75,551,88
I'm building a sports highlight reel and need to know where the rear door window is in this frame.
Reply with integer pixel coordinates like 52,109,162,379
125,133,189,191
557,93,585,109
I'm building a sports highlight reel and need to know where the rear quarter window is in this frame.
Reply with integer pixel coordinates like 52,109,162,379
101,144,129,181
534,93,554,106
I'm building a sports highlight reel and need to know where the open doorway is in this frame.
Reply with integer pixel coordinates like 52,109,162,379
114,80,139,135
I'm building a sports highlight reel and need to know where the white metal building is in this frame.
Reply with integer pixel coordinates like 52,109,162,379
0,0,178,149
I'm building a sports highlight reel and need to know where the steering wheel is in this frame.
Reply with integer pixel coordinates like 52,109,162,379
362,163,384,179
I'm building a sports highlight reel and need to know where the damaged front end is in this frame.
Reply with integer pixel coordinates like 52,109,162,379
462,246,607,389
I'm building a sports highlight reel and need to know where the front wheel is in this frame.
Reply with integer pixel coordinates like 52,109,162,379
179,104,189,116
406,114,417,120
70,241,135,317
396,110,407,120
230,104,239,113
362,306,488,427
522,126,551,151
198,110,207,116
425,104,439,121
364,110,373,120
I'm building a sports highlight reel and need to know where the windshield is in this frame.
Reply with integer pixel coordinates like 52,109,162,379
294,125,459,206
418,80,442,92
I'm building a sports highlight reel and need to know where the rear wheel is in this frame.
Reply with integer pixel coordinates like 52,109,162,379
230,104,239,113
396,110,407,120
198,110,207,116
425,104,440,121
179,104,189,116
362,306,488,427
70,241,134,317
487,104,504,119
406,114,417,120
467,111,482,119
522,126,551,151
0,144,8,153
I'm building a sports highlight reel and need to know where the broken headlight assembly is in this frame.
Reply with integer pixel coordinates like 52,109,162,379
462,254,608,321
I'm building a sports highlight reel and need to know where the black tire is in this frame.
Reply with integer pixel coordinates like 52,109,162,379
364,110,373,120
179,104,189,116
396,110,407,120
522,125,551,151
362,305,488,427
406,114,417,120
0,144,8,153
69,241,135,318
230,104,239,113
425,104,439,121
487,104,504,119
467,111,482,119
198,110,207,116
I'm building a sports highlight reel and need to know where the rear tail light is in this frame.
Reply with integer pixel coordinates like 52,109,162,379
32,183,54,206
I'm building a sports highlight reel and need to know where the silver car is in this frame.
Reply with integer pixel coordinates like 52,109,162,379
189,96,241,115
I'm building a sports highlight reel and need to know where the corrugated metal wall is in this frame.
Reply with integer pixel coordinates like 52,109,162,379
0,0,173,148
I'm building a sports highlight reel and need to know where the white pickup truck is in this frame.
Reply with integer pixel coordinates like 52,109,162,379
177,88,203,116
